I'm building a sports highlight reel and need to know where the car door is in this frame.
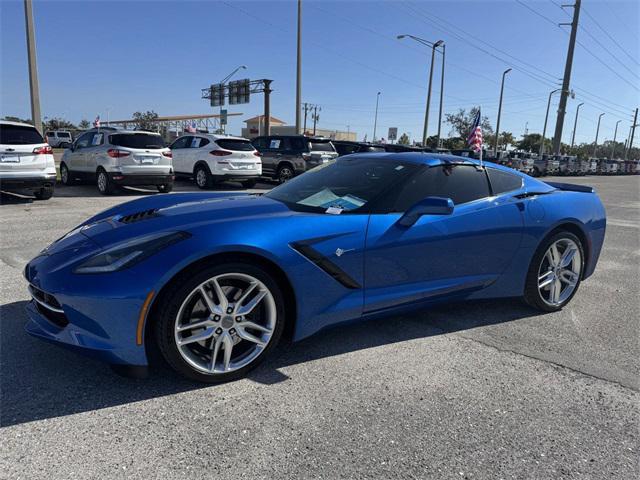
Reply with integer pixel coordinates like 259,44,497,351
363,164,524,313
170,136,191,174
67,132,93,172
263,137,285,176
82,131,104,173
189,136,210,172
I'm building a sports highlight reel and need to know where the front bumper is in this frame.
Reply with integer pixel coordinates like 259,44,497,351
109,173,174,186
0,174,56,191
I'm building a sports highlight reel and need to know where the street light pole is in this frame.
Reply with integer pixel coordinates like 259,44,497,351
611,120,621,159
593,113,605,156
295,0,302,134
397,35,443,147
570,102,583,149
436,44,446,149
373,92,381,142
24,0,42,133
493,68,512,156
540,88,561,156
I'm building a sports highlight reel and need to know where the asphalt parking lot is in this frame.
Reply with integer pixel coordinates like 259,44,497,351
1,175,638,479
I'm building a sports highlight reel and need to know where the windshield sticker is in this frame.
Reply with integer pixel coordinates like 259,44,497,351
298,188,365,211
325,206,343,215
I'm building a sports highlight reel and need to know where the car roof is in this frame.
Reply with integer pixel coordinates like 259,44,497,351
0,120,38,128
180,133,250,142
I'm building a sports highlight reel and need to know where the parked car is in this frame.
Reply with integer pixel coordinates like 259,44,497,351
333,140,385,156
533,155,561,177
24,153,607,382
596,158,618,175
252,135,338,183
59,128,173,195
587,157,599,174
0,120,56,199
171,134,261,189
507,152,535,175
557,155,580,175
45,130,73,149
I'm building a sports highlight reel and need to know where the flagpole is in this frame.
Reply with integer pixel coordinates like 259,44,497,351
479,143,483,168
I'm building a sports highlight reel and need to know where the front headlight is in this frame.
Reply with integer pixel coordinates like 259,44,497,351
74,231,190,274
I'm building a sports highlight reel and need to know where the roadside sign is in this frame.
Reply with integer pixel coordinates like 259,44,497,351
388,127,398,141
210,83,224,107
229,79,250,105
220,109,228,125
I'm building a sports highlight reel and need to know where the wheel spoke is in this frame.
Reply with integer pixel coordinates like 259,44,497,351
550,243,561,267
177,318,213,332
550,279,562,303
236,282,258,308
538,270,554,289
236,290,267,315
559,247,577,268
221,333,234,371
178,327,215,346
238,320,272,334
560,269,579,286
209,336,222,372
236,326,266,346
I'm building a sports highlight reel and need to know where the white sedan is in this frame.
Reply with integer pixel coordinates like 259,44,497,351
170,134,262,188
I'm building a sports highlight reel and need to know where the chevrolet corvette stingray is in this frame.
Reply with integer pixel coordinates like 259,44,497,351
24,153,606,382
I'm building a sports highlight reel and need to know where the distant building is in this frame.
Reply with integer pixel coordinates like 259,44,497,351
241,115,356,141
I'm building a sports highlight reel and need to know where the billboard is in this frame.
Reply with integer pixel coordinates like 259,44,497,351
228,79,250,105
210,84,224,107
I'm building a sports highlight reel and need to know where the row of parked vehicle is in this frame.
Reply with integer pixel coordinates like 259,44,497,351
1,120,637,200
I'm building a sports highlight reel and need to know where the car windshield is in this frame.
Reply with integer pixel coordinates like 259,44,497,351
0,124,44,145
110,133,165,149
265,157,420,213
309,141,335,152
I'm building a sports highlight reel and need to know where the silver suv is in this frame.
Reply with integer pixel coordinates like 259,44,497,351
60,128,174,195
45,130,73,148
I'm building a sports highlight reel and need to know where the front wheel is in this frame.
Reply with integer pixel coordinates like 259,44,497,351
60,162,75,185
523,231,584,312
155,262,285,383
34,186,54,200
194,164,214,189
277,165,294,184
96,170,115,195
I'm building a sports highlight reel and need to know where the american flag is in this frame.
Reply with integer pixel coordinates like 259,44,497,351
93,115,101,128
185,122,197,133
467,108,483,152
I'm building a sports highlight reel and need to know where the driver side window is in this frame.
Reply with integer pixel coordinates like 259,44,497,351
386,165,491,212
74,132,93,149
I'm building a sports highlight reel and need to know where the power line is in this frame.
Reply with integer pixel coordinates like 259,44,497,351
581,5,640,68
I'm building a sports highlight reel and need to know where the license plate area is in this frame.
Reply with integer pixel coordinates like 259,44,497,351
0,154,20,163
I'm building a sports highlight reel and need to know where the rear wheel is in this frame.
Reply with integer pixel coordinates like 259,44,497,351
60,162,75,185
157,183,173,193
277,164,294,184
194,164,214,189
96,169,115,195
34,186,54,200
524,231,584,312
155,262,285,383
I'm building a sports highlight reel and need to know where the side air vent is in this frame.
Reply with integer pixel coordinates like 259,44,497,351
118,209,159,224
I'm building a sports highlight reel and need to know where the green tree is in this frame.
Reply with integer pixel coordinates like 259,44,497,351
78,119,91,130
132,110,159,131
445,107,493,139
398,133,410,145
516,133,551,153
43,117,76,132
2,116,32,124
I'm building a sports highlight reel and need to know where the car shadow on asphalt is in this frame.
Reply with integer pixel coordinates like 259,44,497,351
0,298,537,428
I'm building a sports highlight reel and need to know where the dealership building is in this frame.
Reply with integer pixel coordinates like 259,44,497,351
241,115,357,141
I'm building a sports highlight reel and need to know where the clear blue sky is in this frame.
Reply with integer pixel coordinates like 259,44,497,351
1,0,638,145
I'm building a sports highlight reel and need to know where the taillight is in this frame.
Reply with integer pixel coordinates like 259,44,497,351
162,150,172,158
210,150,232,156
107,149,131,158
33,145,53,155
253,151,262,157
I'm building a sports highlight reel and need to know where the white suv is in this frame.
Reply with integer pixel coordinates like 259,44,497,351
170,134,262,188
0,121,56,200
60,128,174,195
45,130,73,149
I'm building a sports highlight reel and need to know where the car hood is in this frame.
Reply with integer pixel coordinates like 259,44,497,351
75,192,292,249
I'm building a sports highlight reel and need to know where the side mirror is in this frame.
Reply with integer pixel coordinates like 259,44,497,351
397,196,454,227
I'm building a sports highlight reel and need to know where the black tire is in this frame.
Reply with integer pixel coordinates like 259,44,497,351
277,164,295,184
241,178,257,188
532,167,541,178
60,162,75,186
523,230,584,312
96,169,115,195
157,183,173,193
155,262,286,383
194,164,214,189
34,186,54,200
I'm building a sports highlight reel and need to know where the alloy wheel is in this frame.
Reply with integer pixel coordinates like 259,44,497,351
537,238,581,307
196,168,208,188
278,167,293,183
174,273,277,374
97,172,107,192
61,165,69,184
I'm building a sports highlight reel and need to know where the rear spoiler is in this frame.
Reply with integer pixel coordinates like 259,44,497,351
544,181,595,193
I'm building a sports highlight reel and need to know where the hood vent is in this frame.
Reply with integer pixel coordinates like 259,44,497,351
118,209,159,224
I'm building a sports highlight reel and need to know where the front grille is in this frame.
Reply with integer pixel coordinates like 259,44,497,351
118,209,158,224
29,284,69,327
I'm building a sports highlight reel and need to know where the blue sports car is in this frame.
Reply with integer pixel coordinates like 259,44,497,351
24,154,606,382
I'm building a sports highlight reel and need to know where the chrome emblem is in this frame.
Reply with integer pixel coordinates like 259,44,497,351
335,248,355,257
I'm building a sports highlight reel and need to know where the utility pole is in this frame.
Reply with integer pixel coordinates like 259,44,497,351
295,0,302,134
593,112,604,156
312,105,320,136
436,44,446,148
263,79,273,136
303,103,309,134
570,102,583,148
24,0,42,133
628,108,638,159
611,120,621,159
540,88,561,156
493,68,512,156
552,0,581,154
373,92,381,142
